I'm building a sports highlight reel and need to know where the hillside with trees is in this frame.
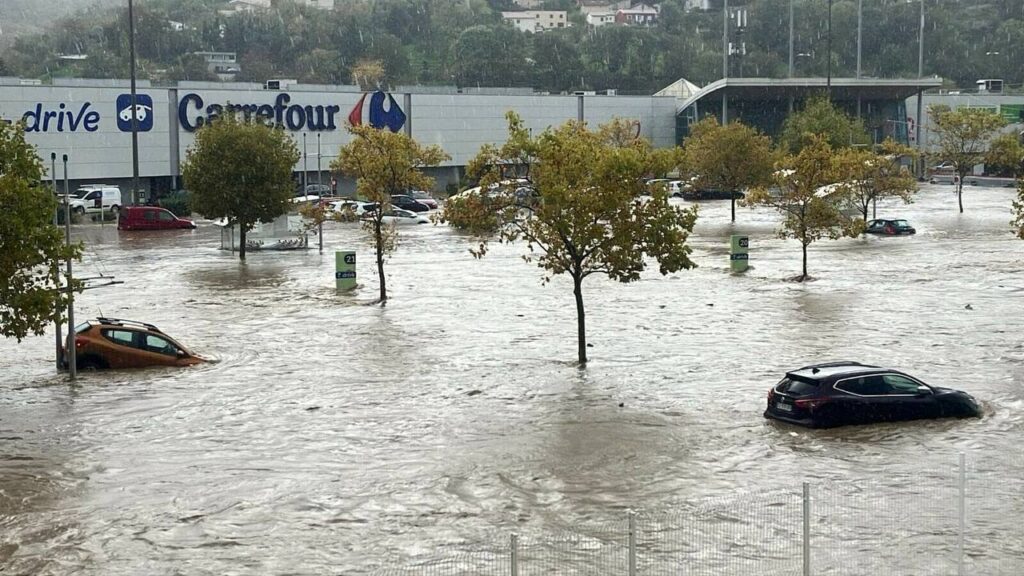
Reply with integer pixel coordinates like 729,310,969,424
3,0,1024,93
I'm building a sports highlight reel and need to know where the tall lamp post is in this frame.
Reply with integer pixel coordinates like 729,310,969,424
826,0,833,101
128,0,141,206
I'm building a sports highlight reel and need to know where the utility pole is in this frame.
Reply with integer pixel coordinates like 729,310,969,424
302,132,308,192
722,0,729,123
51,153,62,372
62,154,76,380
856,0,863,117
917,0,925,178
826,0,833,101
317,133,322,188
128,0,141,206
788,0,794,78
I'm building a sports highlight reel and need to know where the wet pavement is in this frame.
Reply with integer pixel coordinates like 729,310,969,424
1,183,1022,574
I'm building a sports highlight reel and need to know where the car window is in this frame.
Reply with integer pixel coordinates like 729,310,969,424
143,334,180,356
158,211,175,221
86,191,99,200
894,220,909,227
74,322,92,333
143,210,156,220
776,377,819,397
835,375,888,395
882,374,922,394
102,329,136,347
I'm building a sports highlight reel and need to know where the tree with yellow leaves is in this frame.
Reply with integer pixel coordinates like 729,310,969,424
332,125,448,303
441,112,698,364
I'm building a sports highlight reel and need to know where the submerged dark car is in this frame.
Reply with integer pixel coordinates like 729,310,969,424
865,219,916,235
765,362,981,428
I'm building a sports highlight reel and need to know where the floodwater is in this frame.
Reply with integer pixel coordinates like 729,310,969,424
1,184,1023,575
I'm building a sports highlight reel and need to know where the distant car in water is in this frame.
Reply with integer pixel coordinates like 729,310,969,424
118,206,196,230
330,200,378,217
764,361,981,428
865,219,916,235
390,194,431,212
409,190,439,210
364,208,429,225
65,318,209,370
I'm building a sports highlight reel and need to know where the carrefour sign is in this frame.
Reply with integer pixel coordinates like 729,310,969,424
177,91,406,133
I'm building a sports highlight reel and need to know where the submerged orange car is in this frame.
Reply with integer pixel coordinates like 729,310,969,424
65,318,208,370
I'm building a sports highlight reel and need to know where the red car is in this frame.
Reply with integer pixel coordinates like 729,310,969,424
118,206,196,230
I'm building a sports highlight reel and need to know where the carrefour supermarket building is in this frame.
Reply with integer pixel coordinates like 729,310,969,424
5,76,1020,198
0,78,678,197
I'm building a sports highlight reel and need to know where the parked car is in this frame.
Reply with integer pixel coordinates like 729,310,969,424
65,318,209,370
410,190,439,210
66,185,122,215
764,361,981,428
118,206,196,230
331,200,378,217
364,208,429,225
303,184,333,197
865,219,916,235
390,194,431,212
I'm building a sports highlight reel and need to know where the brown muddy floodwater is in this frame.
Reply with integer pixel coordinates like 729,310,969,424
1,184,1023,575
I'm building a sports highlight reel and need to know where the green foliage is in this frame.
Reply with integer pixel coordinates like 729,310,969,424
181,112,300,260
838,139,918,222
779,96,870,154
985,132,1024,178
745,136,860,281
927,105,1006,213
1014,181,1024,240
332,125,449,303
4,0,1023,92
158,190,192,217
0,122,82,342
682,117,776,221
442,112,698,364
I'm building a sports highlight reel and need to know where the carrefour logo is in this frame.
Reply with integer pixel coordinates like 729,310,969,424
177,91,405,133
116,94,154,132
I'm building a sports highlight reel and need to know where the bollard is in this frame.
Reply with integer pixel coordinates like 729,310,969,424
335,251,356,291
729,235,749,273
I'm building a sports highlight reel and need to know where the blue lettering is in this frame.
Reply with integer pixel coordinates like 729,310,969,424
24,102,97,133
256,104,274,126
23,104,42,132
274,93,290,126
285,105,305,130
179,93,204,132
43,110,57,132
325,105,340,130
83,111,100,132
56,103,67,132
206,104,223,122
66,103,91,131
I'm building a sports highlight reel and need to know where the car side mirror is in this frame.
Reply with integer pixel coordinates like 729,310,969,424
177,350,187,358
916,385,932,396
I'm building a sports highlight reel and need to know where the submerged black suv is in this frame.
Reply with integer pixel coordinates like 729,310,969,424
765,362,981,428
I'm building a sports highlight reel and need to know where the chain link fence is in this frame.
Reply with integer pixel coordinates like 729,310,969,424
374,454,1023,576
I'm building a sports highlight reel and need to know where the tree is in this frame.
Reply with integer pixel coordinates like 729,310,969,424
839,139,918,223
927,105,1006,213
181,113,300,261
0,122,81,342
441,113,698,364
779,96,870,154
351,58,386,90
1014,181,1024,240
985,132,1024,178
332,125,448,303
682,117,776,222
450,25,531,87
745,136,859,281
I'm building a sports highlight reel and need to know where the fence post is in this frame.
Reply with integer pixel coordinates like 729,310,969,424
628,510,637,576
958,452,966,576
803,482,811,576
510,533,519,576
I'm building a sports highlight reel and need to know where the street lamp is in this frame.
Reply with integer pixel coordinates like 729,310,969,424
826,0,833,100
128,0,140,206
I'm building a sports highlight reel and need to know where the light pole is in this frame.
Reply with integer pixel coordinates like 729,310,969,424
722,0,728,123
317,133,322,188
128,0,141,206
51,153,62,372
62,154,76,380
916,0,925,178
826,0,833,101
302,132,308,192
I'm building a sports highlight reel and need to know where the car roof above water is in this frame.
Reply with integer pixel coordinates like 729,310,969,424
786,361,886,381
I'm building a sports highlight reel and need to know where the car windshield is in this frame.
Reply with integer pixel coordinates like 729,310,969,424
74,322,91,333
775,376,820,397
412,191,430,199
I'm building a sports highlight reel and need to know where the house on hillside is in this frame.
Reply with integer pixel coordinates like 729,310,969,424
615,3,659,25
193,52,240,80
220,0,333,15
501,11,569,33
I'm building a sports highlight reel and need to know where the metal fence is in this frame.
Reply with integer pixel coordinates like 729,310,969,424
374,454,1024,576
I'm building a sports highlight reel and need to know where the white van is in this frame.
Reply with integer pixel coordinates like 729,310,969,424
67,185,123,215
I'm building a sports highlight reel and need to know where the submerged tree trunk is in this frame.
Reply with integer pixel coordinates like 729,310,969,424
957,176,965,213
573,273,587,365
375,220,387,303
730,197,736,222
239,223,247,261
801,242,808,281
